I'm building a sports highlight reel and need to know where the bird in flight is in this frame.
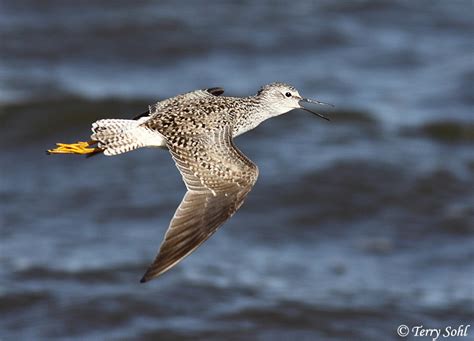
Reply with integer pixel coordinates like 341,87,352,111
47,82,332,282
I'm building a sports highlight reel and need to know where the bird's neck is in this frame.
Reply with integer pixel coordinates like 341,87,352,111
232,96,277,137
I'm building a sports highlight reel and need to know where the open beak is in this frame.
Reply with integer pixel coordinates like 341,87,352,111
299,98,334,121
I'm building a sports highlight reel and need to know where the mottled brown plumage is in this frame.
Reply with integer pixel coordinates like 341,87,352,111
47,82,331,282
140,125,258,282
139,93,262,281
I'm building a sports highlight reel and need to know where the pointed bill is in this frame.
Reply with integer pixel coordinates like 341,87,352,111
299,97,333,121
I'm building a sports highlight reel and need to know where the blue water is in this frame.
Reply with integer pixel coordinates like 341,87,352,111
1,1,473,340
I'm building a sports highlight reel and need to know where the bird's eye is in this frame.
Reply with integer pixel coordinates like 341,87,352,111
285,92,292,97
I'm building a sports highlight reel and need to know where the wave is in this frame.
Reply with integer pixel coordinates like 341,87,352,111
0,97,150,147
12,263,145,283
402,121,474,143
261,159,474,236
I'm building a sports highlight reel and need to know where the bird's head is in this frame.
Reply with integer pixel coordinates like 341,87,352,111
256,82,332,120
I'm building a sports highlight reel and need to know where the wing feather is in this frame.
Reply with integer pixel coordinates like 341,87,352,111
140,126,258,282
134,87,225,120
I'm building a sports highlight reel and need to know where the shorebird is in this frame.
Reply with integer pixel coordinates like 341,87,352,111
48,82,332,282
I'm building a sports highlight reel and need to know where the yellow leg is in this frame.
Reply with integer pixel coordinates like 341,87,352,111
47,141,103,156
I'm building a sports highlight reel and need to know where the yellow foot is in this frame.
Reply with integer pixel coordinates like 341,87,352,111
47,141,102,155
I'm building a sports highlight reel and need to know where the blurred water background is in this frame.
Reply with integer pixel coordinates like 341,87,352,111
1,0,473,340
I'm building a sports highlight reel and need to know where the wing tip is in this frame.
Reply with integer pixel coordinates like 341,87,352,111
140,271,154,283
140,267,162,283
140,268,155,283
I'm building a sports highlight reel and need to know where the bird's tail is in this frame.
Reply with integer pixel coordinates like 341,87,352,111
47,119,164,156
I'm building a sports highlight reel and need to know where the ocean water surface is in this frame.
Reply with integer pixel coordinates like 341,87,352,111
1,1,473,340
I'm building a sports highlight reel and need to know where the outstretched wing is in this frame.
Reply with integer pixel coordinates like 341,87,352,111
140,125,258,282
133,87,225,120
